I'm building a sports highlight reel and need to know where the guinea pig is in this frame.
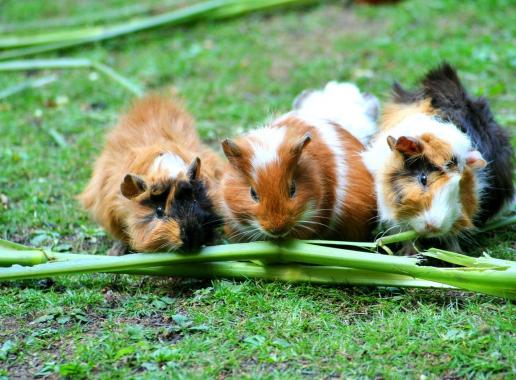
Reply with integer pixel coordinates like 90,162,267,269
220,82,378,242
79,95,224,254
362,63,514,249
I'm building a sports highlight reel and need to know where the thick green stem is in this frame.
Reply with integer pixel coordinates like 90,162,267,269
0,250,50,267
282,241,516,299
0,242,279,280
117,262,454,289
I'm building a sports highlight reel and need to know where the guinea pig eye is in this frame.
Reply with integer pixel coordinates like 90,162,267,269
250,187,259,202
156,206,165,218
289,181,296,198
418,173,428,187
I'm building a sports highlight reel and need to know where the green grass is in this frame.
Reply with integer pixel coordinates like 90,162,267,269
0,0,515,378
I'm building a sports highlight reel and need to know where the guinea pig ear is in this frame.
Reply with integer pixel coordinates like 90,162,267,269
466,150,487,170
121,174,147,199
387,135,423,156
186,157,201,181
291,133,312,156
221,138,243,168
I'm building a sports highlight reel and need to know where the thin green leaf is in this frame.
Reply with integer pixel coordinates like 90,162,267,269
0,75,57,99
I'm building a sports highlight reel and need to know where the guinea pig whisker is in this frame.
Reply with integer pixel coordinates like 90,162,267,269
296,223,316,235
228,223,263,241
375,223,404,241
299,220,327,228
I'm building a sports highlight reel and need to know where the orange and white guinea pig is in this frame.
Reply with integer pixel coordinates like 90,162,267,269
79,95,224,253
362,63,514,249
220,82,379,241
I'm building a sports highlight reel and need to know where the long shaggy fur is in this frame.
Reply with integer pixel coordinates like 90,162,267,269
393,63,514,222
79,95,224,252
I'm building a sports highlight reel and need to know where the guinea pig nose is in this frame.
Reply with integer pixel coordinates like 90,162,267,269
425,223,439,233
269,226,289,236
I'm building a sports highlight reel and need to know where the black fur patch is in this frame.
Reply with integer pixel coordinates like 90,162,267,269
389,156,438,204
392,63,514,223
169,179,221,252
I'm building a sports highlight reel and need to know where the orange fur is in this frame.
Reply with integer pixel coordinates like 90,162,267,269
380,100,435,132
221,115,376,241
79,95,224,251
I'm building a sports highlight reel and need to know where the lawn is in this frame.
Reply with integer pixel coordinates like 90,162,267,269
0,0,515,378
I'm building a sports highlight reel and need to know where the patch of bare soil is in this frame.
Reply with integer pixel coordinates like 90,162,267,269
264,4,390,80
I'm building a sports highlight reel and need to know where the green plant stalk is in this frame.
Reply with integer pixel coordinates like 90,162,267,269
0,0,182,33
118,261,454,289
0,0,317,59
207,0,314,19
375,230,419,254
0,1,224,48
0,241,279,280
0,239,453,289
303,230,421,253
282,241,516,299
424,248,511,269
0,59,143,96
0,238,121,266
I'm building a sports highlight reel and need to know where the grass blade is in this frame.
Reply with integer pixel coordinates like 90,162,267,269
0,75,57,99
0,59,142,96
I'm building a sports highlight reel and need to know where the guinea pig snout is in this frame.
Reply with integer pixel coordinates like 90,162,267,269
423,222,440,234
260,221,291,238
179,220,204,252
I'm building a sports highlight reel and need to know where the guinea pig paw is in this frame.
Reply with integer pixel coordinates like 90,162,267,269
108,241,129,256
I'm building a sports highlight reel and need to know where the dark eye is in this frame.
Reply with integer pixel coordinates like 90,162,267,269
289,181,296,198
250,187,259,202
418,173,427,186
156,206,165,218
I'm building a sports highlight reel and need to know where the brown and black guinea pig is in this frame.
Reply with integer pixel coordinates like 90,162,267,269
79,95,224,254
362,63,514,251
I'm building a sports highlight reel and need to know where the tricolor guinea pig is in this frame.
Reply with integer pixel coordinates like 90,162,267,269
362,63,514,249
79,95,224,254
220,82,378,241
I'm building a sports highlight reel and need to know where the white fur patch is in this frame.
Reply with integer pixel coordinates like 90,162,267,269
361,113,476,227
150,152,186,178
293,81,378,144
410,174,462,235
248,127,287,173
362,113,472,176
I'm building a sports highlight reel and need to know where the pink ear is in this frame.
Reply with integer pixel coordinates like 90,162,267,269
466,150,487,170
